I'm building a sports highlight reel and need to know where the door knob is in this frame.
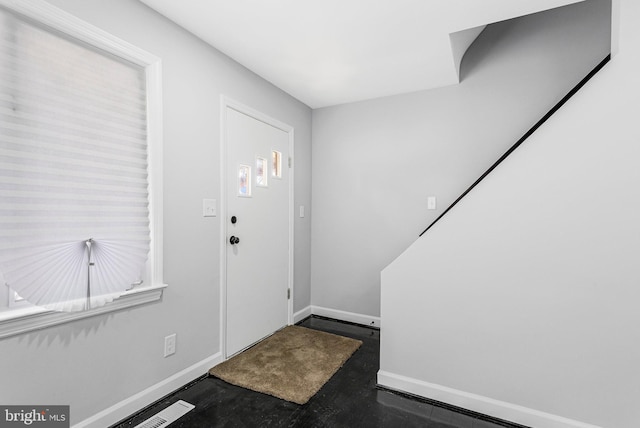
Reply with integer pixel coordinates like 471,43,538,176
229,236,240,245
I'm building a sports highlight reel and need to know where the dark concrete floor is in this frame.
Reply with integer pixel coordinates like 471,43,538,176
113,317,526,428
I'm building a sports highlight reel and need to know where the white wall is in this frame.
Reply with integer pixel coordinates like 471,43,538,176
0,0,311,425
379,1,640,427
310,0,611,319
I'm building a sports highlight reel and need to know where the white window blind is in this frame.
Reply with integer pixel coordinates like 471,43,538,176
0,8,151,312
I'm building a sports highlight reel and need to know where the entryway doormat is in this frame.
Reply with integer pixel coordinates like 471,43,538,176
209,325,362,405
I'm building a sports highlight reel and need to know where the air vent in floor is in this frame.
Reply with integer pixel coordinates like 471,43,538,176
133,400,195,428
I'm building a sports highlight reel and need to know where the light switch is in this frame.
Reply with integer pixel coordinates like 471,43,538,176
427,196,437,210
203,199,217,217
299,205,305,218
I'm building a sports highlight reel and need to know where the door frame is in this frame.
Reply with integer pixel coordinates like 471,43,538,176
219,95,294,359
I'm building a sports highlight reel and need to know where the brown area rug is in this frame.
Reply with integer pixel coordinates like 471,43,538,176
209,325,362,404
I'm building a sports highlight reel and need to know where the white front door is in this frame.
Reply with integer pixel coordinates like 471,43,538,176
224,101,292,357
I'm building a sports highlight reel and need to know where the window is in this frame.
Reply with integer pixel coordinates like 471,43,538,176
272,150,282,179
0,1,164,337
256,156,268,188
238,164,252,197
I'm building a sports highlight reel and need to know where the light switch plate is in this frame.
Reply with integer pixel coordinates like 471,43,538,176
427,196,437,210
203,199,217,217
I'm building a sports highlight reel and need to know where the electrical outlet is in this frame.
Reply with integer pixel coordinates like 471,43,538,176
164,334,176,357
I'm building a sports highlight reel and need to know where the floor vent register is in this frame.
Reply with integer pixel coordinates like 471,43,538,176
133,400,195,428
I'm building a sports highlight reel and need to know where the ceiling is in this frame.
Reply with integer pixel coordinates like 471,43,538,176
139,0,584,108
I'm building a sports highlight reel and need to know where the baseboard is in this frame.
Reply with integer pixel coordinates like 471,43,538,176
293,305,312,323
377,371,603,428
73,353,223,428
311,305,381,328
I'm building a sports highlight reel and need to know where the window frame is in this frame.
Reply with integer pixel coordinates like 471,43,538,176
0,0,166,339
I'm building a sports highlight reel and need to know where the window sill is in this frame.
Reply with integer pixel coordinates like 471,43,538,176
0,284,167,340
